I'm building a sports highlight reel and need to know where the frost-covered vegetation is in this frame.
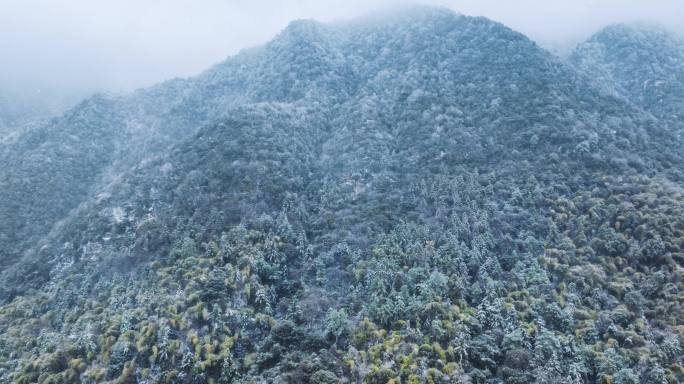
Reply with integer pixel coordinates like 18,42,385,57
0,7,683,384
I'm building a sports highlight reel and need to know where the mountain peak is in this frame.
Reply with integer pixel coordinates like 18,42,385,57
583,22,684,57
279,18,327,40
590,22,679,41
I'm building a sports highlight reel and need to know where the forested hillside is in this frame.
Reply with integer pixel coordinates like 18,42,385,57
0,7,682,384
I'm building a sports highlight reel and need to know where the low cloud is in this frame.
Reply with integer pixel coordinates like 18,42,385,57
1,0,682,95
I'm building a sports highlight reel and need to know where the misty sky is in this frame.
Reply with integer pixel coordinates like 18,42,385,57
1,0,683,96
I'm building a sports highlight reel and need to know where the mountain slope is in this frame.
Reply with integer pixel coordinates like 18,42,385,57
0,7,682,384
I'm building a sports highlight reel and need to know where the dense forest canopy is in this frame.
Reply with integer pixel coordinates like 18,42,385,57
0,6,682,384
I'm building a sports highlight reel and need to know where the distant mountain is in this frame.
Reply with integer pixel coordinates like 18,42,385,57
571,23,684,128
0,90,80,138
0,7,682,384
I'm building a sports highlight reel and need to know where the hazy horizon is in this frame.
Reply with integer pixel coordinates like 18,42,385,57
1,0,683,97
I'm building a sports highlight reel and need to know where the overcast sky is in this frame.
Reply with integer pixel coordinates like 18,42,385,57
1,0,683,96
